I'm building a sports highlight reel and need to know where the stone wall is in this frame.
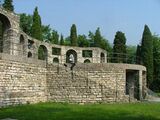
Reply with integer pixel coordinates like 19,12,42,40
0,56,47,107
46,63,146,103
0,53,146,106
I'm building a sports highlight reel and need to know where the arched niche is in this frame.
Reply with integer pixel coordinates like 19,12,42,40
66,49,77,63
38,45,48,61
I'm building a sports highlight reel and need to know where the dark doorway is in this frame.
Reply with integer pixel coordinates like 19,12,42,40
100,52,105,63
126,70,139,100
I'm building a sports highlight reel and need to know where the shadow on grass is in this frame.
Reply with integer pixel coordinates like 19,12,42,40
0,103,159,120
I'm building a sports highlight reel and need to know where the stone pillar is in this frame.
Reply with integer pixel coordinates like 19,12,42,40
139,70,143,100
142,71,147,99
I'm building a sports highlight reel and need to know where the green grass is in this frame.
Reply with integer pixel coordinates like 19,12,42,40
0,102,160,120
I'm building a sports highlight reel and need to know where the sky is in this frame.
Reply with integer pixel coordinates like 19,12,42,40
13,0,160,45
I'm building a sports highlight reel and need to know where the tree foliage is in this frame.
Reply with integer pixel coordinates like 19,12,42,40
152,35,160,92
31,7,42,41
141,25,153,88
126,45,136,64
94,28,102,47
88,29,111,51
50,30,59,44
70,24,78,46
60,34,64,45
77,35,89,47
20,13,32,35
2,0,14,12
112,31,127,63
41,25,52,42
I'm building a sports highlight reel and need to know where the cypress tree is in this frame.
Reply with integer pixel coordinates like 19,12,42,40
141,25,153,88
31,7,43,41
112,31,127,63
60,34,64,45
70,24,77,46
94,27,102,47
2,0,14,12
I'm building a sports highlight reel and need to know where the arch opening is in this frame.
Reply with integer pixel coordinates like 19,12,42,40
100,52,105,63
84,59,91,63
28,52,32,58
53,57,59,63
38,45,48,61
0,13,11,53
66,49,77,63
20,35,25,55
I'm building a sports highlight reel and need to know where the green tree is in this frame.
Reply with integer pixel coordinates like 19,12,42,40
152,35,160,92
50,30,59,44
41,25,52,42
60,34,64,45
2,0,14,12
70,24,77,46
20,13,33,35
31,7,42,41
126,45,136,64
77,35,89,47
141,25,153,88
112,31,127,63
64,36,71,46
94,27,102,47
100,38,112,52
88,31,94,47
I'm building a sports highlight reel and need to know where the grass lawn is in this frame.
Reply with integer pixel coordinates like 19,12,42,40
0,102,160,120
